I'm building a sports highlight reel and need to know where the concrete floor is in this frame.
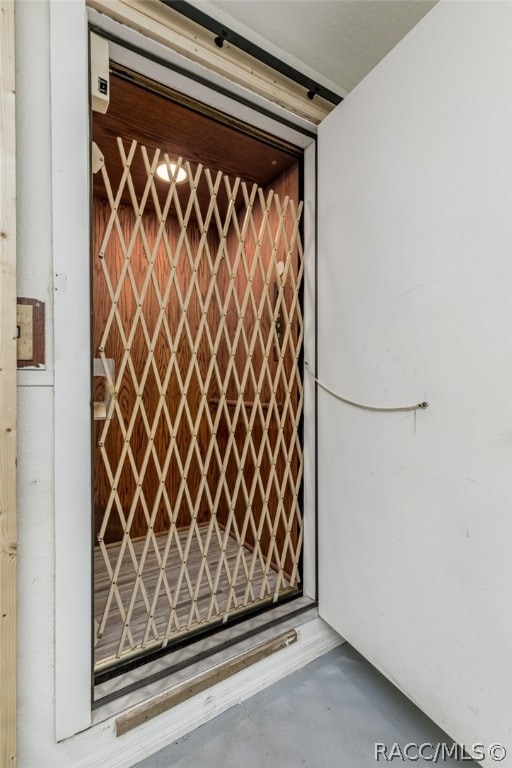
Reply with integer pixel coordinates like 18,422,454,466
135,644,471,767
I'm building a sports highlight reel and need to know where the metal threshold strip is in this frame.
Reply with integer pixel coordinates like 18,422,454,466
160,0,343,107
115,628,298,735
93,597,316,710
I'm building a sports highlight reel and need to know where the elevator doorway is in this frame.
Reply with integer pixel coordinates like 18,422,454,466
92,70,305,674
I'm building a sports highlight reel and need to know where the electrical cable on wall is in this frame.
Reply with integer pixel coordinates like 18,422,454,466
304,362,429,413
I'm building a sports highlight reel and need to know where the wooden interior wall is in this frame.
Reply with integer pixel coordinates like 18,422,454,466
92,198,222,543
216,164,301,576
93,160,302,585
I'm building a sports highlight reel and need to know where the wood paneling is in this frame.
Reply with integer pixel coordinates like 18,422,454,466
92,198,221,543
217,164,302,576
0,1,17,763
93,166,302,556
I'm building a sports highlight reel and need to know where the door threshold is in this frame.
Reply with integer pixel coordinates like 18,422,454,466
115,628,299,736
93,596,317,720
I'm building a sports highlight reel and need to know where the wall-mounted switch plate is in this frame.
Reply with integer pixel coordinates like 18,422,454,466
17,304,33,360
17,298,45,368
90,32,110,114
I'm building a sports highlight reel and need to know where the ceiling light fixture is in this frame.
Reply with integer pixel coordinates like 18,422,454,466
156,161,187,184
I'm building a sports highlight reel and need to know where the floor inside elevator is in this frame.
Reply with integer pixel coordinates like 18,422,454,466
94,525,295,668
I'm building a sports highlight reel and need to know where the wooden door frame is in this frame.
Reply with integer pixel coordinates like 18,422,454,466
0,0,17,764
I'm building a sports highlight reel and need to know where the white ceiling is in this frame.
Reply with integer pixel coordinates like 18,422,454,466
189,0,437,97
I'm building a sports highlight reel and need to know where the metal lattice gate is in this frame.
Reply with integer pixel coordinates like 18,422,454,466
92,138,304,669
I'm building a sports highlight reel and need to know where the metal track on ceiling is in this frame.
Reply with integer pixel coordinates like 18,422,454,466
160,0,343,107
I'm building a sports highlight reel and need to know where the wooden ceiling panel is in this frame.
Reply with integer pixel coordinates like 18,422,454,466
93,74,300,219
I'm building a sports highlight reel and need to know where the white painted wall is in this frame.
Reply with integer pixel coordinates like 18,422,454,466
318,0,512,759
15,0,57,761
49,0,93,740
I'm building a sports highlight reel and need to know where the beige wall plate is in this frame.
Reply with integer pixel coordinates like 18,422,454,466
16,298,45,368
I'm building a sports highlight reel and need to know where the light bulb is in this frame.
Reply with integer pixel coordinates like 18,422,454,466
156,161,187,184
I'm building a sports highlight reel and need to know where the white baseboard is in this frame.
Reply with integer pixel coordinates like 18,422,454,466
77,617,344,768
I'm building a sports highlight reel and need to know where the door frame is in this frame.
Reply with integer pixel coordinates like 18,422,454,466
53,2,319,740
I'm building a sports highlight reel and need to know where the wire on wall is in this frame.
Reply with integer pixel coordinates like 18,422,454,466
304,362,429,413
